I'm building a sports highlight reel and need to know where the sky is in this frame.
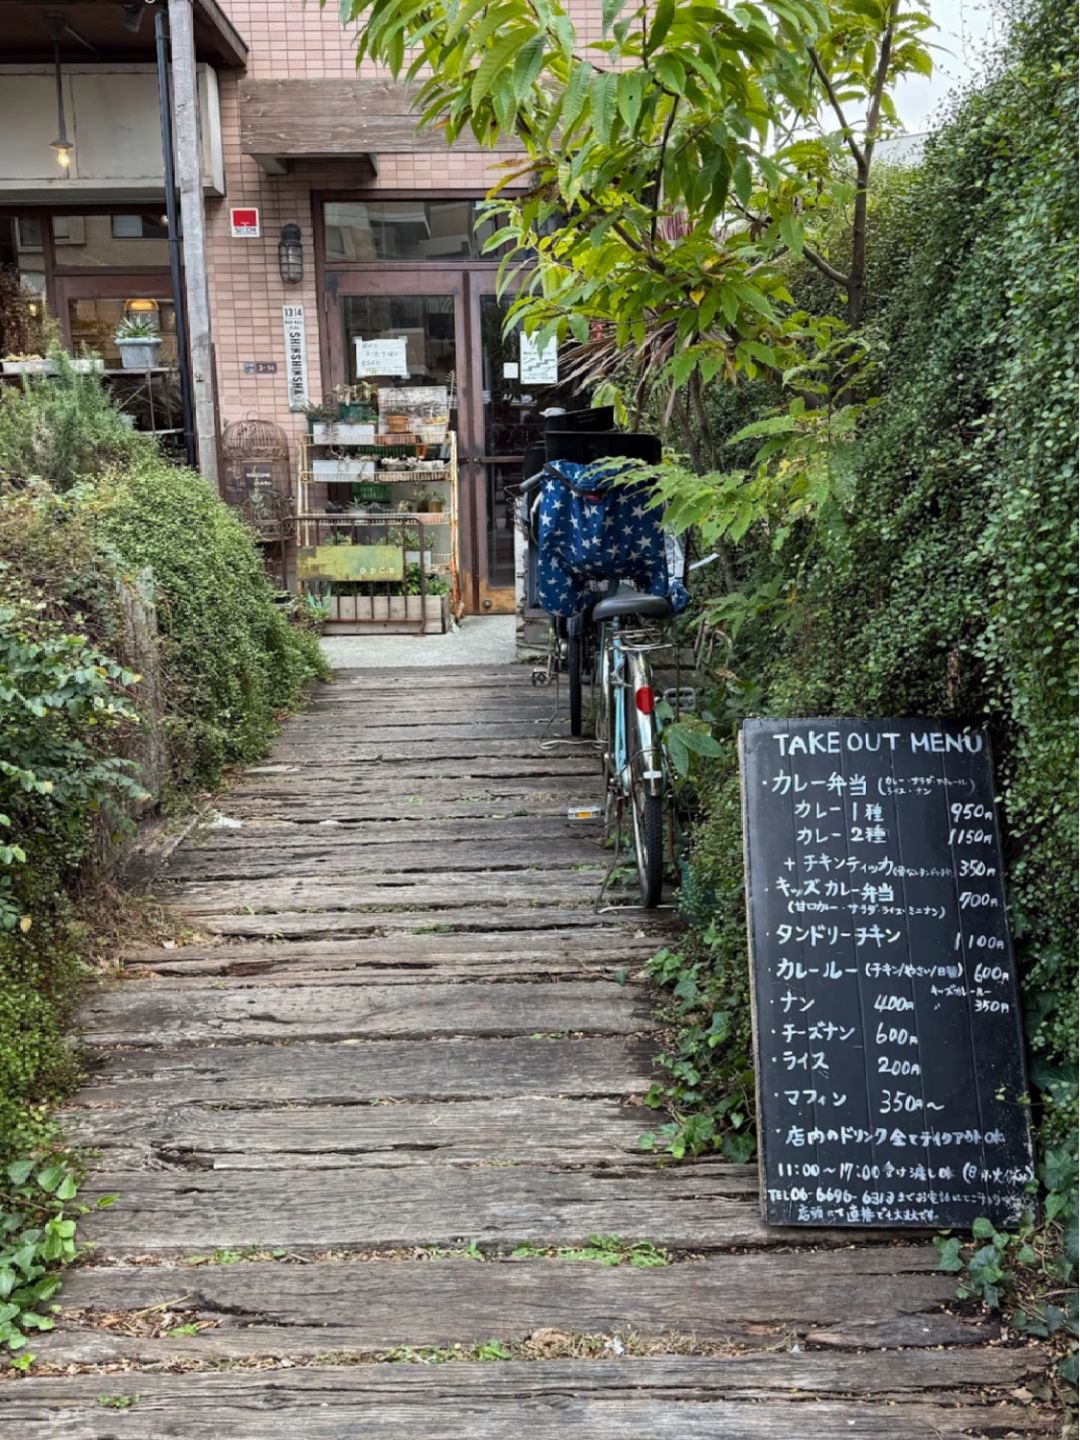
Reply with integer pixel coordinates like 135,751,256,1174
891,0,1003,132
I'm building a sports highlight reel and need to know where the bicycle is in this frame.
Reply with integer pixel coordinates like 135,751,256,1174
590,591,675,908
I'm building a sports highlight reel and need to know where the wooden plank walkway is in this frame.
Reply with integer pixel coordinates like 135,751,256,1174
8,667,1049,1436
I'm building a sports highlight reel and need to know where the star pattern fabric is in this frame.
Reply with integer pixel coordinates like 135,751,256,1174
536,460,689,618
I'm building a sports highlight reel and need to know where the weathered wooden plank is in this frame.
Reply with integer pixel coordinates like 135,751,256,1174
35,1248,997,1369
3,1362,1049,1438
75,1165,821,1255
272,723,571,743
165,837,604,880
76,1036,658,1105
164,871,605,915
78,979,654,1046
217,781,590,813
181,817,593,850
122,938,657,981
245,740,600,764
225,757,599,787
198,906,673,940
59,1096,656,1166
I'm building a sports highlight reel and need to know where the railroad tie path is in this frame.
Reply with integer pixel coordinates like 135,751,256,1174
8,667,1049,1436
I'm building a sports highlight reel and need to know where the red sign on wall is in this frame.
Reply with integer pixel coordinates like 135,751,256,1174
230,207,260,238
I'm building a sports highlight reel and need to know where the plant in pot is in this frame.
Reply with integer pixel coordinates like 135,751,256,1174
412,489,446,515
302,397,332,434
338,382,376,423
115,313,162,370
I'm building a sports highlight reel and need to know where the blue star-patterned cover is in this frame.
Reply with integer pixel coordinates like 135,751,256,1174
536,459,690,618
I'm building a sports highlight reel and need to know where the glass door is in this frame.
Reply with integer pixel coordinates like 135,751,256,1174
326,267,471,599
471,290,581,611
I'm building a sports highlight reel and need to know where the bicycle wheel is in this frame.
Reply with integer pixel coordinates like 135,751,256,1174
631,789,664,908
568,630,583,737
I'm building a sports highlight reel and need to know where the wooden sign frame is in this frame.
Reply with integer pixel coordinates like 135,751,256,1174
739,718,1034,1230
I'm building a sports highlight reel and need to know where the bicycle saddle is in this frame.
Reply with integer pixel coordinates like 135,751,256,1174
590,593,674,622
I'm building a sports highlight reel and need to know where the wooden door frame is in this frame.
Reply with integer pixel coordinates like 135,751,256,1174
312,191,521,614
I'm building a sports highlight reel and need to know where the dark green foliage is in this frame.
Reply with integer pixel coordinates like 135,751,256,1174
654,0,1078,1265
0,371,325,1205
91,454,326,791
0,350,141,493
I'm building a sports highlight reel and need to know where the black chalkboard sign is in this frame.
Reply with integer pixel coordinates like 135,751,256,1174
740,719,1034,1229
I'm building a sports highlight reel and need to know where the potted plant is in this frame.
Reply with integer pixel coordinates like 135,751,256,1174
2,352,55,376
302,398,331,435
308,390,376,445
412,489,446,515
338,382,376,423
115,313,162,370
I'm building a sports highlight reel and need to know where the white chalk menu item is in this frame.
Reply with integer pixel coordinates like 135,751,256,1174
739,718,1034,1229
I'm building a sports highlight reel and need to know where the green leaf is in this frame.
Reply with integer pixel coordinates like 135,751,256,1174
778,213,804,255
511,35,545,103
647,0,675,51
590,71,618,145
601,0,626,35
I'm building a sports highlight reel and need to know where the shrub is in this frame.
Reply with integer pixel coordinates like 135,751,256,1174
90,453,326,791
0,350,141,493
0,379,326,1160
0,573,144,1164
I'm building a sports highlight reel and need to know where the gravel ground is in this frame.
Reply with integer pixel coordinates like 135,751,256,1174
320,615,517,670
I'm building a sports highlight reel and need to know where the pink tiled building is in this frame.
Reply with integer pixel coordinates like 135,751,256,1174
1,0,598,612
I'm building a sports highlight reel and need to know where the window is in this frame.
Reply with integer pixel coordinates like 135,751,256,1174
324,200,508,263
110,214,170,241
50,214,170,267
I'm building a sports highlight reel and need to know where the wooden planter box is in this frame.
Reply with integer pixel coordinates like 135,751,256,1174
325,592,447,634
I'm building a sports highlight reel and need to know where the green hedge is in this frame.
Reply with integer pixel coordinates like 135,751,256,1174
661,0,1079,1215
0,367,327,1166
92,454,325,791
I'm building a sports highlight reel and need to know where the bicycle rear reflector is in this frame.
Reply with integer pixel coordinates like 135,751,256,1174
635,686,656,714
566,804,603,822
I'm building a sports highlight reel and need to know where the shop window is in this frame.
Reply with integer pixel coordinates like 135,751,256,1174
68,297,178,368
51,213,171,268
0,216,49,356
324,200,510,263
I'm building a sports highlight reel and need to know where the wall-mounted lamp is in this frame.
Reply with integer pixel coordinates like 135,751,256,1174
278,224,303,286
125,297,161,325
49,31,74,171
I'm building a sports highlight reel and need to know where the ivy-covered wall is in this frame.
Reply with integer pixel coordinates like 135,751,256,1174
658,0,1078,1240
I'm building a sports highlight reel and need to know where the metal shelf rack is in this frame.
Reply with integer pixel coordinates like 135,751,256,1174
296,428,462,633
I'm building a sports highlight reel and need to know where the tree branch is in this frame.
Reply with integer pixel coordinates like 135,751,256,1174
650,95,680,247
862,0,899,171
807,46,865,169
802,242,850,287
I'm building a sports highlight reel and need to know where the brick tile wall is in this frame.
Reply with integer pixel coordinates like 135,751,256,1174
208,1,602,450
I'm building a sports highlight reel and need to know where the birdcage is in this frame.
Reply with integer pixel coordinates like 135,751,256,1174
221,417,293,585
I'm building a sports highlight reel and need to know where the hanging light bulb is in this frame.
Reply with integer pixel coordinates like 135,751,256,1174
49,32,74,172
